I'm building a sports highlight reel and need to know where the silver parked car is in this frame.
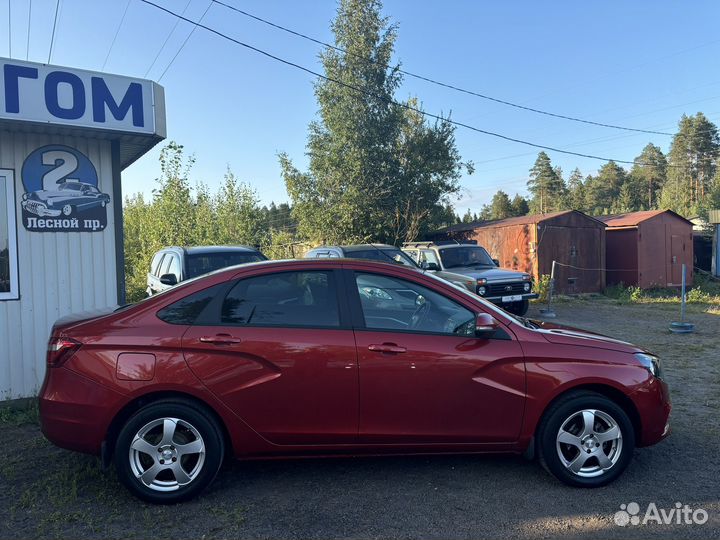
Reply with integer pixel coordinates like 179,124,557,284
303,244,479,291
147,245,267,296
402,241,537,315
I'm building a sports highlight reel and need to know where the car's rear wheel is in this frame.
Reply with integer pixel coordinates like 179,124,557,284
114,399,224,503
537,391,634,487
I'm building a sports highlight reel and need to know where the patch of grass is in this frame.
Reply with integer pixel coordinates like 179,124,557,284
602,274,720,307
0,400,39,426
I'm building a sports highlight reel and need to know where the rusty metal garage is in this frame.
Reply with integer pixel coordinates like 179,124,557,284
599,210,694,288
431,210,606,294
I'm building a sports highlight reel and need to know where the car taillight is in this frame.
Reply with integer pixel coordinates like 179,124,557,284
47,337,82,367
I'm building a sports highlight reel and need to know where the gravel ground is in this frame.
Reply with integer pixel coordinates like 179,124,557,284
1,299,718,539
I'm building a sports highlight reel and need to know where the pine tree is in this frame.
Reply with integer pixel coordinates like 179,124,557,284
585,162,627,214
527,152,565,213
630,143,667,210
489,190,513,220
509,194,529,216
566,168,585,211
661,113,719,216
280,0,469,244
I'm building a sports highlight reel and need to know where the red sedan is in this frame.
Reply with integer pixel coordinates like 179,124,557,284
39,259,670,503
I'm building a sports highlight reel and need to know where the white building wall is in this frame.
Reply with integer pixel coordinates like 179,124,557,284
0,130,117,398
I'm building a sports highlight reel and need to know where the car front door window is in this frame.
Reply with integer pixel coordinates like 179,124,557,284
354,273,474,335
421,250,441,267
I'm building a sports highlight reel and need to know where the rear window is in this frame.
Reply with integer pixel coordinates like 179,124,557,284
185,252,266,279
156,284,224,325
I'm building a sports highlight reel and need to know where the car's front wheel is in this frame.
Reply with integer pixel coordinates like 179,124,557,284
62,204,73,216
537,391,634,487
114,399,225,503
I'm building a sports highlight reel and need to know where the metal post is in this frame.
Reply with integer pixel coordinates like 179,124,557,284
680,263,686,323
670,263,694,333
539,260,557,318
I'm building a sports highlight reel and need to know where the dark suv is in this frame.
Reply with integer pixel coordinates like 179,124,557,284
303,244,419,267
147,246,267,296
403,241,537,315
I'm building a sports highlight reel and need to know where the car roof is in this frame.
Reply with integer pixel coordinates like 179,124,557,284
161,245,261,255
207,258,417,280
433,244,483,250
307,244,399,252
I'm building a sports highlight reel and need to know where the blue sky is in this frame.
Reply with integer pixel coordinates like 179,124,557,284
5,0,720,214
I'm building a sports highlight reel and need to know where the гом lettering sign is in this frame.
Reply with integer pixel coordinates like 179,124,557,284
1,58,163,135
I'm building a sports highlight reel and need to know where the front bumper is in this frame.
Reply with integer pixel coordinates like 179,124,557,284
630,376,671,447
483,292,539,303
21,200,61,217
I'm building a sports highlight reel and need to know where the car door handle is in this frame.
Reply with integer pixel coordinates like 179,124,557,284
199,334,242,345
368,343,407,354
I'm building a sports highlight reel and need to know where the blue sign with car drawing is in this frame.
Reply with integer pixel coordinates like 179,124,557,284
20,145,110,232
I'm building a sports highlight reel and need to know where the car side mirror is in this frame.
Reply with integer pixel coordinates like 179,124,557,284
492,258,500,267
475,313,498,338
423,262,440,271
159,273,178,286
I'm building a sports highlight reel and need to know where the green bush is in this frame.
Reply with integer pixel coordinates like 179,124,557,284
534,274,552,303
686,287,712,304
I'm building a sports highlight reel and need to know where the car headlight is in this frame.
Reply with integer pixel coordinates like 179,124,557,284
635,353,662,378
478,286,486,295
523,282,531,292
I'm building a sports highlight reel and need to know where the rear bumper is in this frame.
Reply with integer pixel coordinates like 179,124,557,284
630,376,672,447
39,366,125,455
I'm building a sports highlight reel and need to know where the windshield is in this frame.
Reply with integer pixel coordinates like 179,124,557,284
347,248,419,268
439,246,495,269
186,252,267,278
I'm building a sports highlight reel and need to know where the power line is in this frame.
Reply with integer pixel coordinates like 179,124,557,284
158,0,212,82
47,0,60,64
137,0,678,167
210,0,674,137
102,0,132,71
8,0,11,58
25,0,31,61
144,0,193,78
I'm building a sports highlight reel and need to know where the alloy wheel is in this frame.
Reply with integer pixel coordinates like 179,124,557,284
128,417,206,492
555,409,622,478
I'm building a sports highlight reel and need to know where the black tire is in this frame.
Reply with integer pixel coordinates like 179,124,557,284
114,398,224,504
537,390,635,488
506,299,529,316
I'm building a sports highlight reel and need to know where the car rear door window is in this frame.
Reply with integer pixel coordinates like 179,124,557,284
221,271,340,327
354,272,475,336
157,284,225,325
